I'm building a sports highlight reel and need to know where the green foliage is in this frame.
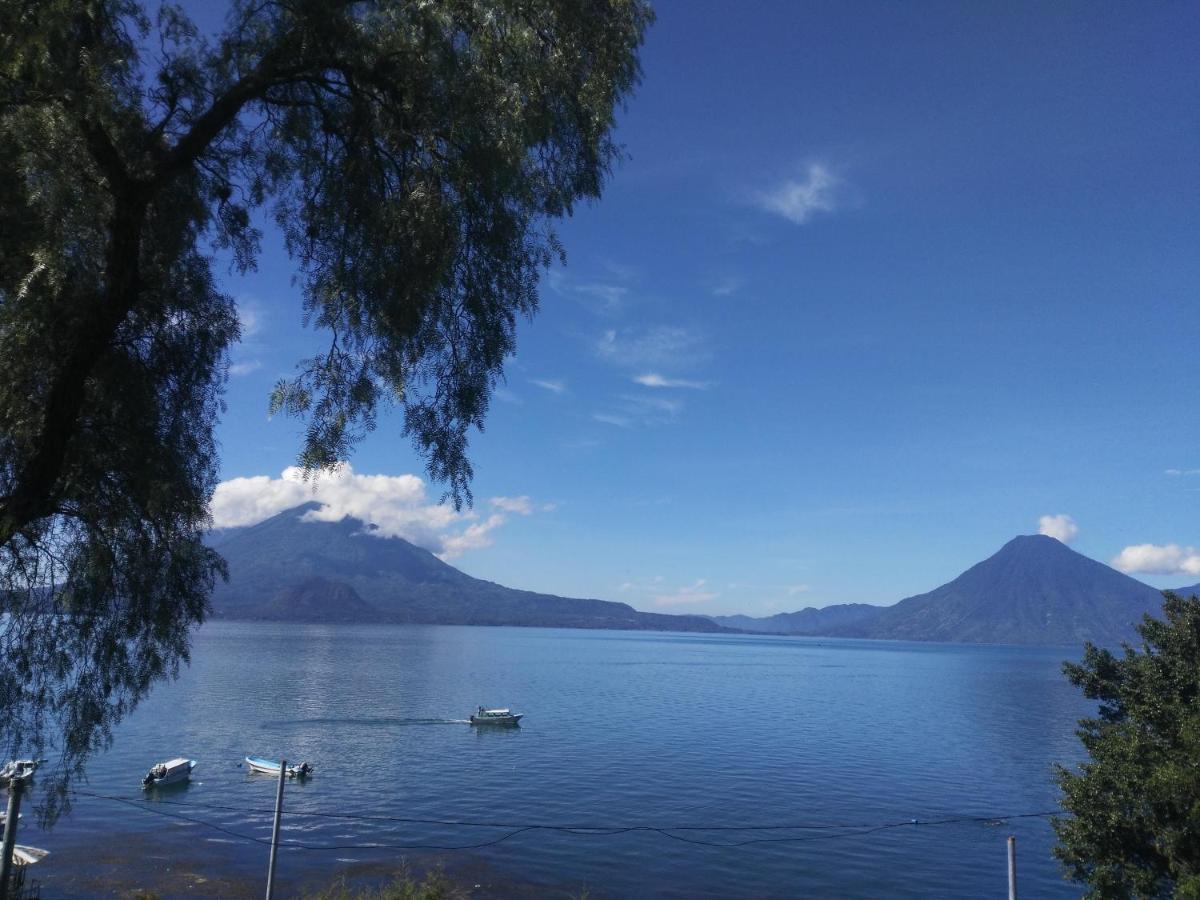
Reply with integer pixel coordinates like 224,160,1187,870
304,867,466,900
0,0,649,821
1054,592,1200,898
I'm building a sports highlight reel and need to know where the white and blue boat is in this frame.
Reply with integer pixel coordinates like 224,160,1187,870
245,756,314,778
142,758,196,788
0,759,38,785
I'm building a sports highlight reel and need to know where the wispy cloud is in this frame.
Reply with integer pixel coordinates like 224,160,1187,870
230,360,263,376
531,378,567,395
756,163,841,225
593,412,633,428
621,394,682,416
652,578,718,607
439,514,507,558
546,269,630,315
595,326,708,370
710,276,743,297
231,297,267,376
1112,543,1200,577
210,465,547,560
490,495,534,515
1165,468,1200,476
238,303,264,338
594,394,683,429
1038,514,1079,544
633,373,711,390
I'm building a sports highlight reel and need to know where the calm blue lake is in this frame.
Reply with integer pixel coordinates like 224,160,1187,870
22,623,1090,897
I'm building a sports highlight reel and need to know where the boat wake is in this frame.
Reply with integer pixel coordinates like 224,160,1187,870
262,716,471,729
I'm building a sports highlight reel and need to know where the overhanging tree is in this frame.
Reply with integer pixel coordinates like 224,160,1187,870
1054,591,1200,898
0,0,650,818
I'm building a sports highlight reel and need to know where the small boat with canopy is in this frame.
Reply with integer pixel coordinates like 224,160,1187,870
470,706,523,726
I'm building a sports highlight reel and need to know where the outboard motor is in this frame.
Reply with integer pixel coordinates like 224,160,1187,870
296,762,313,777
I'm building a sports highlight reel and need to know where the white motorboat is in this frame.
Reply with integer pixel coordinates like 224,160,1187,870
470,706,523,726
142,757,197,788
0,759,38,784
12,845,49,866
245,756,314,778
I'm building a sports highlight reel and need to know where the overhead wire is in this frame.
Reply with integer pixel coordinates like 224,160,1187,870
72,789,1062,853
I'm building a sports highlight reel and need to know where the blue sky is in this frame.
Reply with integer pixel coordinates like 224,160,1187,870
207,1,1200,616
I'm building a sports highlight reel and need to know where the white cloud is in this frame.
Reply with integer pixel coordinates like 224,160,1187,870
621,394,681,415
710,276,742,297
231,297,266,376
1112,543,1200,576
594,394,683,429
633,373,710,390
756,163,840,225
490,496,533,515
439,514,507,559
210,464,544,560
546,269,629,314
237,301,264,338
1165,468,1200,476
229,360,263,376
531,378,567,395
595,326,707,370
1038,514,1079,544
593,412,633,428
652,578,719,607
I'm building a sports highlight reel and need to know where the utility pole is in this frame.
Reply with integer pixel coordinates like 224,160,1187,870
265,759,286,900
0,777,25,900
1007,835,1017,900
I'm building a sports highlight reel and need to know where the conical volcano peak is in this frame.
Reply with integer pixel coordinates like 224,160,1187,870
996,533,1076,554
836,533,1163,645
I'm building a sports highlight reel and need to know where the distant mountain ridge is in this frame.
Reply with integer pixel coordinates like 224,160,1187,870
211,510,1169,645
711,604,879,635
207,503,728,633
713,535,1166,646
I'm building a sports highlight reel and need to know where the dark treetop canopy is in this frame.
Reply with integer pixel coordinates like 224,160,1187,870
0,0,650,819
1053,592,1200,897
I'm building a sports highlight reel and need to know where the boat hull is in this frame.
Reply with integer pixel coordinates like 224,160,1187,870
0,760,38,785
12,845,48,867
245,756,313,778
143,759,196,788
470,714,523,726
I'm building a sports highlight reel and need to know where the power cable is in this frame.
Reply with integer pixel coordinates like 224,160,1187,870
72,789,1061,853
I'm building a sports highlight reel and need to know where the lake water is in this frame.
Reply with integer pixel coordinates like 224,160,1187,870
20,623,1090,898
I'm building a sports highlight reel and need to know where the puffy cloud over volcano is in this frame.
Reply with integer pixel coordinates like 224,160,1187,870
210,464,545,559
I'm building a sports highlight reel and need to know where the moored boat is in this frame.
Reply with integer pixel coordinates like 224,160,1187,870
142,757,197,788
470,706,523,726
0,759,38,784
12,845,49,866
245,756,314,778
